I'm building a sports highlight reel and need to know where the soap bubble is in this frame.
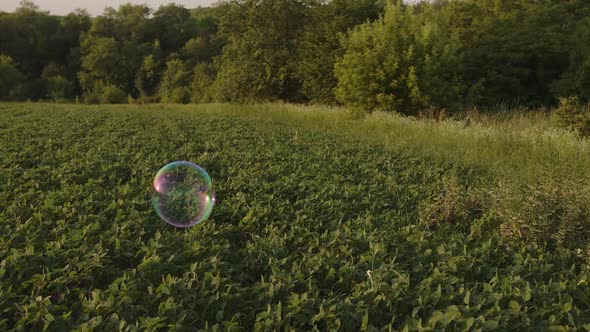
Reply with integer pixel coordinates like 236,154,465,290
151,161,215,228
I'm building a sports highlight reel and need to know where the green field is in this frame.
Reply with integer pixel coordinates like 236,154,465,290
2,103,590,330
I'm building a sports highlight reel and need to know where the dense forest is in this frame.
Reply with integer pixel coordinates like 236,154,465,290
0,0,589,114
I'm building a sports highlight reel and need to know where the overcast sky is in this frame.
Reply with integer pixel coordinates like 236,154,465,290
0,0,218,16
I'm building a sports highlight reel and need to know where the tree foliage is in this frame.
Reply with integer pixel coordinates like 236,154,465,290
212,0,309,102
335,1,462,115
0,0,589,110
0,55,24,99
294,0,384,104
135,41,164,103
191,62,215,103
550,10,590,103
553,96,590,138
159,59,192,104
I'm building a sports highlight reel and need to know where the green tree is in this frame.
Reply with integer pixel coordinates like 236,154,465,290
0,1,62,77
0,55,24,100
191,62,215,103
152,4,194,54
335,1,462,115
212,0,309,102
187,5,225,66
93,4,153,42
79,37,124,93
445,0,586,107
135,51,163,103
45,76,74,101
59,9,92,95
80,4,154,98
181,36,222,68
551,11,590,102
42,63,73,100
41,63,66,78
295,0,384,104
159,59,191,104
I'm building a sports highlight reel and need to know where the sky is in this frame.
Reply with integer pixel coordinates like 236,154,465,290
0,0,218,16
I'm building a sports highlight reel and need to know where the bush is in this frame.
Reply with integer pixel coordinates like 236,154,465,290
41,63,67,78
82,82,127,104
491,178,590,249
552,96,590,138
82,88,101,104
46,76,73,101
168,87,191,104
135,54,162,103
191,63,214,103
101,85,127,104
343,106,370,120
418,176,486,231
334,2,463,115
159,59,191,104
0,55,24,100
10,78,47,101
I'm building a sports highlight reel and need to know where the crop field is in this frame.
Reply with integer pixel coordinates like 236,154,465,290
2,103,590,330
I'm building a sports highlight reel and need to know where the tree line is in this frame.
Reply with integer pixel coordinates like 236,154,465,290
0,0,589,115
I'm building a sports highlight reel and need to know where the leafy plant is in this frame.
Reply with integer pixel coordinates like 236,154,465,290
335,1,463,115
2,102,590,330
552,96,590,138
158,59,191,104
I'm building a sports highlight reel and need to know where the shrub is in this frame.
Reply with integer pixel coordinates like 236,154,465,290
135,54,162,103
82,82,127,104
101,85,128,104
10,78,47,101
0,55,24,100
169,87,191,104
491,178,590,249
82,87,101,104
41,63,67,78
418,176,487,231
335,2,463,115
191,63,214,103
552,96,590,138
46,76,74,101
159,59,191,104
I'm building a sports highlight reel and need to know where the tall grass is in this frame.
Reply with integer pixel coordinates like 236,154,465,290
143,102,589,185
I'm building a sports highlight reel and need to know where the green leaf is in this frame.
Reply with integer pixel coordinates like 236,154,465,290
509,300,520,314
463,290,470,305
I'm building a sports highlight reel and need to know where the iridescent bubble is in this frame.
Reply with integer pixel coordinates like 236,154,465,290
151,161,215,228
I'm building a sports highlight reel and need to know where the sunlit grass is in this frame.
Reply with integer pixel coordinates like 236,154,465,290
141,102,590,185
